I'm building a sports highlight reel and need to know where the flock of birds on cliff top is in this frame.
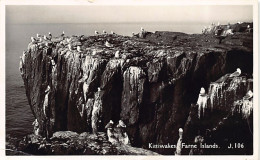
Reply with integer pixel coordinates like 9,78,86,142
28,27,147,56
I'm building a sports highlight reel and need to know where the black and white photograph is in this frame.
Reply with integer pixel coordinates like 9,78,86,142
2,0,259,158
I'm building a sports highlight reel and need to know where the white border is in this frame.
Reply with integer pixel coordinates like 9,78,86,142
0,0,258,160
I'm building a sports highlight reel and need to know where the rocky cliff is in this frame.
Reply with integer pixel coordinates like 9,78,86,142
20,23,253,155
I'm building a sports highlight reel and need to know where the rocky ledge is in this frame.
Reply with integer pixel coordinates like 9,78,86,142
19,22,253,155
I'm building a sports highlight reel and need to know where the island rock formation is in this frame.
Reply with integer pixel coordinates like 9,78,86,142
19,22,253,155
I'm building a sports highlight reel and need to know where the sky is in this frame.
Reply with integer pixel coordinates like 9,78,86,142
6,5,253,24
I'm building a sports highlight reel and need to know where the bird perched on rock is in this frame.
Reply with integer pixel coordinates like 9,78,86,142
95,31,99,35
141,27,144,32
115,120,130,145
105,41,113,48
48,32,52,40
68,44,72,51
51,59,56,66
105,120,118,144
92,50,97,56
114,50,120,58
66,37,72,43
36,33,42,39
43,35,48,41
175,128,183,155
77,46,82,52
97,87,101,92
31,37,36,43
117,120,126,128
197,87,208,119
244,90,253,100
61,31,65,37
103,30,107,34
111,31,115,34
229,68,241,78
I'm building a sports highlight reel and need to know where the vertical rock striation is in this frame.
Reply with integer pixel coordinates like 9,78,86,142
20,25,253,155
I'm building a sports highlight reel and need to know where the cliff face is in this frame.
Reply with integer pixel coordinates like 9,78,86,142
20,26,253,155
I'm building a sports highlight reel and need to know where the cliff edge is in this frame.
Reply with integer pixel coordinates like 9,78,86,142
19,23,253,155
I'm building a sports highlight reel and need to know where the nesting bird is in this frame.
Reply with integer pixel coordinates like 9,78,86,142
105,120,114,129
68,44,72,51
95,31,99,35
61,31,65,37
117,120,126,128
77,46,82,52
48,32,52,39
111,31,115,34
175,128,183,155
229,68,241,77
36,33,42,39
105,41,113,47
51,59,56,66
44,35,48,41
103,30,107,34
141,27,144,32
244,90,253,100
105,120,118,144
31,37,36,42
92,50,97,56
98,87,101,92
114,50,120,58
66,37,72,43
197,87,208,119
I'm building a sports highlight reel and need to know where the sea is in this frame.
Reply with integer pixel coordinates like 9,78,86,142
5,22,204,153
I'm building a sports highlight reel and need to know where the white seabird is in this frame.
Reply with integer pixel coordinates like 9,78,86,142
36,33,41,38
77,46,82,52
98,87,101,92
115,50,120,58
48,32,52,39
111,31,115,34
51,59,56,66
44,35,48,41
229,68,241,77
175,128,183,155
61,31,65,37
247,25,250,29
117,120,126,128
68,44,72,51
105,41,113,47
105,120,117,144
141,27,144,32
103,30,107,34
92,50,97,56
31,37,36,42
244,90,253,100
95,31,99,35
66,38,72,43
197,87,208,119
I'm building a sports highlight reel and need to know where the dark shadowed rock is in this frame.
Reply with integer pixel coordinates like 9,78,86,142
20,23,253,155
